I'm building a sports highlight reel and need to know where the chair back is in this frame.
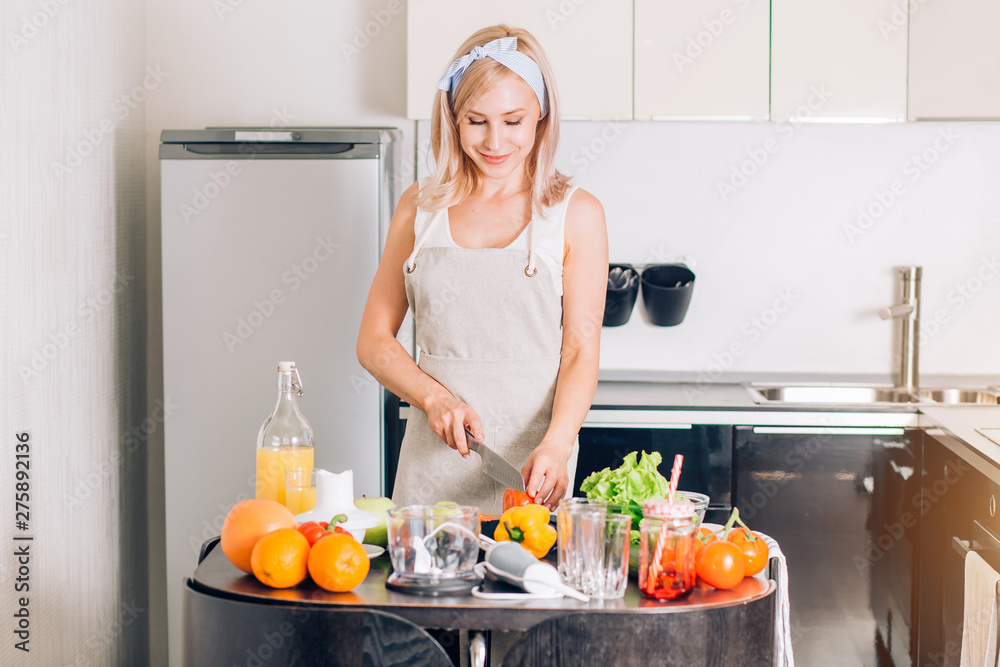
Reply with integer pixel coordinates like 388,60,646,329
503,607,774,666
183,580,453,667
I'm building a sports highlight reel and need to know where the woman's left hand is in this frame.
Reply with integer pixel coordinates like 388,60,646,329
521,442,571,511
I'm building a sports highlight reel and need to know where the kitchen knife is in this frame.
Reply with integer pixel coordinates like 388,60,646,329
465,430,526,493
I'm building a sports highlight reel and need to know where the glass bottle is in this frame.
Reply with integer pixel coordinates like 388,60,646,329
255,361,314,506
638,500,697,600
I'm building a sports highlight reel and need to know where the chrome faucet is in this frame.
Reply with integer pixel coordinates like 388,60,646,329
879,266,922,392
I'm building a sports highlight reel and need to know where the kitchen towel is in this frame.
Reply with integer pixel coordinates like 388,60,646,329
702,526,793,666
760,531,794,667
961,550,1000,667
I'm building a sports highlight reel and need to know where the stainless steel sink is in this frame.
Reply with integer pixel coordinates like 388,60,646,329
748,386,920,405
747,384,1000,406
917,389,1000,405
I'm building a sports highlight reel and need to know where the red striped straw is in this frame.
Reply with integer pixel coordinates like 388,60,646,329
667,454,683,503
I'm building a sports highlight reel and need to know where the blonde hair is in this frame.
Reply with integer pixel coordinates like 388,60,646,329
416,25,572,213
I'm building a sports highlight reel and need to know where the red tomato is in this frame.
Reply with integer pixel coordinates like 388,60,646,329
727,527,769,577
696,541,745,590
299,520,350,545
503,489,533,512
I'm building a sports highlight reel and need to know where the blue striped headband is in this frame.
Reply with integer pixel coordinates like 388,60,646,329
436,36,549,119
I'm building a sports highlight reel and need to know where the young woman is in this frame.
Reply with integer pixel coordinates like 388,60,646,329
357,25,608,513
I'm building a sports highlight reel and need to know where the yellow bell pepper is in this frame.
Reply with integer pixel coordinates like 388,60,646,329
493,504,556,559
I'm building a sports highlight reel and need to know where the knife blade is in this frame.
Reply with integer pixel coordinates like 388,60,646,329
465,430,526,493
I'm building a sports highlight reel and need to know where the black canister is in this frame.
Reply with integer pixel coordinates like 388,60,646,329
640,264,695,326
603,264,640,327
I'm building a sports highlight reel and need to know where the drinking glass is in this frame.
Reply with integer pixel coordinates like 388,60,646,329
284,467,317,515
557,498,607,590
582,513,631,599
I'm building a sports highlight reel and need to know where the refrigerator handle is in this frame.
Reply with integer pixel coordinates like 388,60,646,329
159,142,378,159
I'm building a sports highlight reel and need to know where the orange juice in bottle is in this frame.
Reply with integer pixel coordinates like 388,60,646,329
255,362,314,508
256,447,314,506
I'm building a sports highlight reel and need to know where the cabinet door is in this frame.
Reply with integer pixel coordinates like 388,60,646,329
771,0,907,121
406,0,632,120
869,430,921,666
918,435,966,667
735,426,915,665
634,0,769,121
919,435,1000,666
909,0,1000,119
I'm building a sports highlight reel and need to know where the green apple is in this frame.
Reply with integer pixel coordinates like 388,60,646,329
432,500,459,517
354,495,396,547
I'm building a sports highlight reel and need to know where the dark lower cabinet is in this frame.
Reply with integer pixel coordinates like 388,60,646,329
734,426,922,667
869,430,922,667
918,434,1000,667
918,434,962,667
575,425,733,524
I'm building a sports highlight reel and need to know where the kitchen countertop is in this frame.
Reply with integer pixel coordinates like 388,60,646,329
919,406,1000,484
587,378,921,428
593,371,1000,408
400,375,1000,477
590,375,1000,483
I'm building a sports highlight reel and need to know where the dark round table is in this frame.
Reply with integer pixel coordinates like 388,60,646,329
184,537,778,665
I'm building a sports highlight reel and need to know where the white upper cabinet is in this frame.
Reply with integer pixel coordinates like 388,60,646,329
909,0,1000,119
634,0,770,121
771,0,907,122
406,0,632,121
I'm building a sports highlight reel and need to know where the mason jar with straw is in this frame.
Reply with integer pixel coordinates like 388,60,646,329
638,454,698,599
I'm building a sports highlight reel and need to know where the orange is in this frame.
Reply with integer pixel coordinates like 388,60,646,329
251,528,310,588
307,534,370,592
221,499,296,573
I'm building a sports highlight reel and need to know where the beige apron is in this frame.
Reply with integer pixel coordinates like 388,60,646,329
392,205,579,515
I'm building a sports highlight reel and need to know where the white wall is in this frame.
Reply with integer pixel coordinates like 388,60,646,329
145,1,1000,664
555,121,1000,379
2,0,149,665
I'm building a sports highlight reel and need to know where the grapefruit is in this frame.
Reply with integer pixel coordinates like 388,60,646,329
221,499,296,573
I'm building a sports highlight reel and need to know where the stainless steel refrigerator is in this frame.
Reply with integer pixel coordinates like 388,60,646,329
159,128,401,665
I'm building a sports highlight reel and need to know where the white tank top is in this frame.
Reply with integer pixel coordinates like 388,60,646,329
411,183,578,297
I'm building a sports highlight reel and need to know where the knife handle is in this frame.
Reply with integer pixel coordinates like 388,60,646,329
465,429,482,454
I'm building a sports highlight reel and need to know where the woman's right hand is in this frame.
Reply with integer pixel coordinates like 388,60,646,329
424,393,484,458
